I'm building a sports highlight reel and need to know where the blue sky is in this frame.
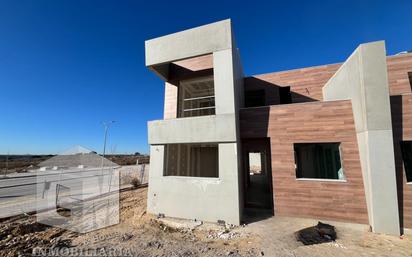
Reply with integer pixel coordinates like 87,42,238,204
0,0,411,154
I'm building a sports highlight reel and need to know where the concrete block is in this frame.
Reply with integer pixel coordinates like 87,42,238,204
145,19,232,66
323,41,400,235
148,114,237,144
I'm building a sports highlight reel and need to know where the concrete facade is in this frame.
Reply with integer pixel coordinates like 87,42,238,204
146,20,242,225
145,19,412,235
323,42,400,235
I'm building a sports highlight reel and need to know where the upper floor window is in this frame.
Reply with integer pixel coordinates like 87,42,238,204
178,76,215,117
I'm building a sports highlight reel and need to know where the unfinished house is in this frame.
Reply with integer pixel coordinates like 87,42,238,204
145,19,412,235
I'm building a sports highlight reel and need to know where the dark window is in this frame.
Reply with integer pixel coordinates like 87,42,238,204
408,72,412,91
164,144,218,178
245,90,265,107
279,86,292,104
294,143,345,180
401,141,412,182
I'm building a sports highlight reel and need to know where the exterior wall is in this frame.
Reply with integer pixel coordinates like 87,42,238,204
243,53,412,106
164,82,178,119
147,143,240,224
387,53,412,95
145,20,232,67
146,19,242,225
239,100,369,224
148,114,237,144
173,54,213,71
388,53,412,229
241,52,412,231
149,18,412,230
323,41,399,235
245,64,341,103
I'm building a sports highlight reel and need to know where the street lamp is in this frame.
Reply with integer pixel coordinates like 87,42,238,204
102,121,116,159
100,121,115,193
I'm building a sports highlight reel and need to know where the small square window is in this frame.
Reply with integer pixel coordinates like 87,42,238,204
401,141,412,182
294,143,345,180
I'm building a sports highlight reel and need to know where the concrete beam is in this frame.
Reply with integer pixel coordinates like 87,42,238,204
323,41,400,235
145,19,232,66
148,114,237,144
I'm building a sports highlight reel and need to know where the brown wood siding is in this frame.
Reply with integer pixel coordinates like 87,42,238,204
164,82,178,119
240,100,369,224
172,54,213,71
246,64,341,103
163,54,412,116
387,53,412,96
391,94,412,229
244,54,412,105
163,55,214,119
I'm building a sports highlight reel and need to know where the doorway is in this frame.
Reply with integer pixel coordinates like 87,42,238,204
242,138,274,212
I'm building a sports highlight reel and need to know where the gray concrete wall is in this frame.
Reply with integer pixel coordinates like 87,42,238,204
145,19,232,66
323,41,400,235
148,114,237,144
146,19,243,225
147,143,240,224
231,45,245,221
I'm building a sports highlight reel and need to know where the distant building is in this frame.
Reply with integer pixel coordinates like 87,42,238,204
38,145,118,170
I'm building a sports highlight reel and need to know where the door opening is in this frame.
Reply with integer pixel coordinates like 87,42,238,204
243,139,274,211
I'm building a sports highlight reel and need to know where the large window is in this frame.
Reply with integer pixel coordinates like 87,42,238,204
401,141,412,182
164,144,218,178
294,143,345,180
178,76,215,118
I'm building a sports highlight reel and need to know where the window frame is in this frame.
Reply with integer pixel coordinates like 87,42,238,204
293,142,347,182
163,143,219,178
177,76,216,118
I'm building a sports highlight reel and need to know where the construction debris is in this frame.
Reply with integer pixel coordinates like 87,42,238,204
296,221,337,245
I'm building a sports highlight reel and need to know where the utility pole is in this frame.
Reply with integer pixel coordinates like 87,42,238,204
101,121,115,164
100,121,115,192
3,151,9,178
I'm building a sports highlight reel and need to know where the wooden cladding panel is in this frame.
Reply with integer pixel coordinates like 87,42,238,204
163,54,412,117
244,54,412,105
164,82,178,119
172,54,213,71
387,54,412,95
240,100,369,224
248,64,341,103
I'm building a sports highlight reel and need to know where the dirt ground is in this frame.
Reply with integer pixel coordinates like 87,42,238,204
0,187,411,257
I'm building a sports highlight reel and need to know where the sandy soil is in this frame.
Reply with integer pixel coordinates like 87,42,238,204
0,187,259,257
0,187,411,257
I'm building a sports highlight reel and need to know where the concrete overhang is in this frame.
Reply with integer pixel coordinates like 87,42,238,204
147,114,237,145
145,19,233,80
